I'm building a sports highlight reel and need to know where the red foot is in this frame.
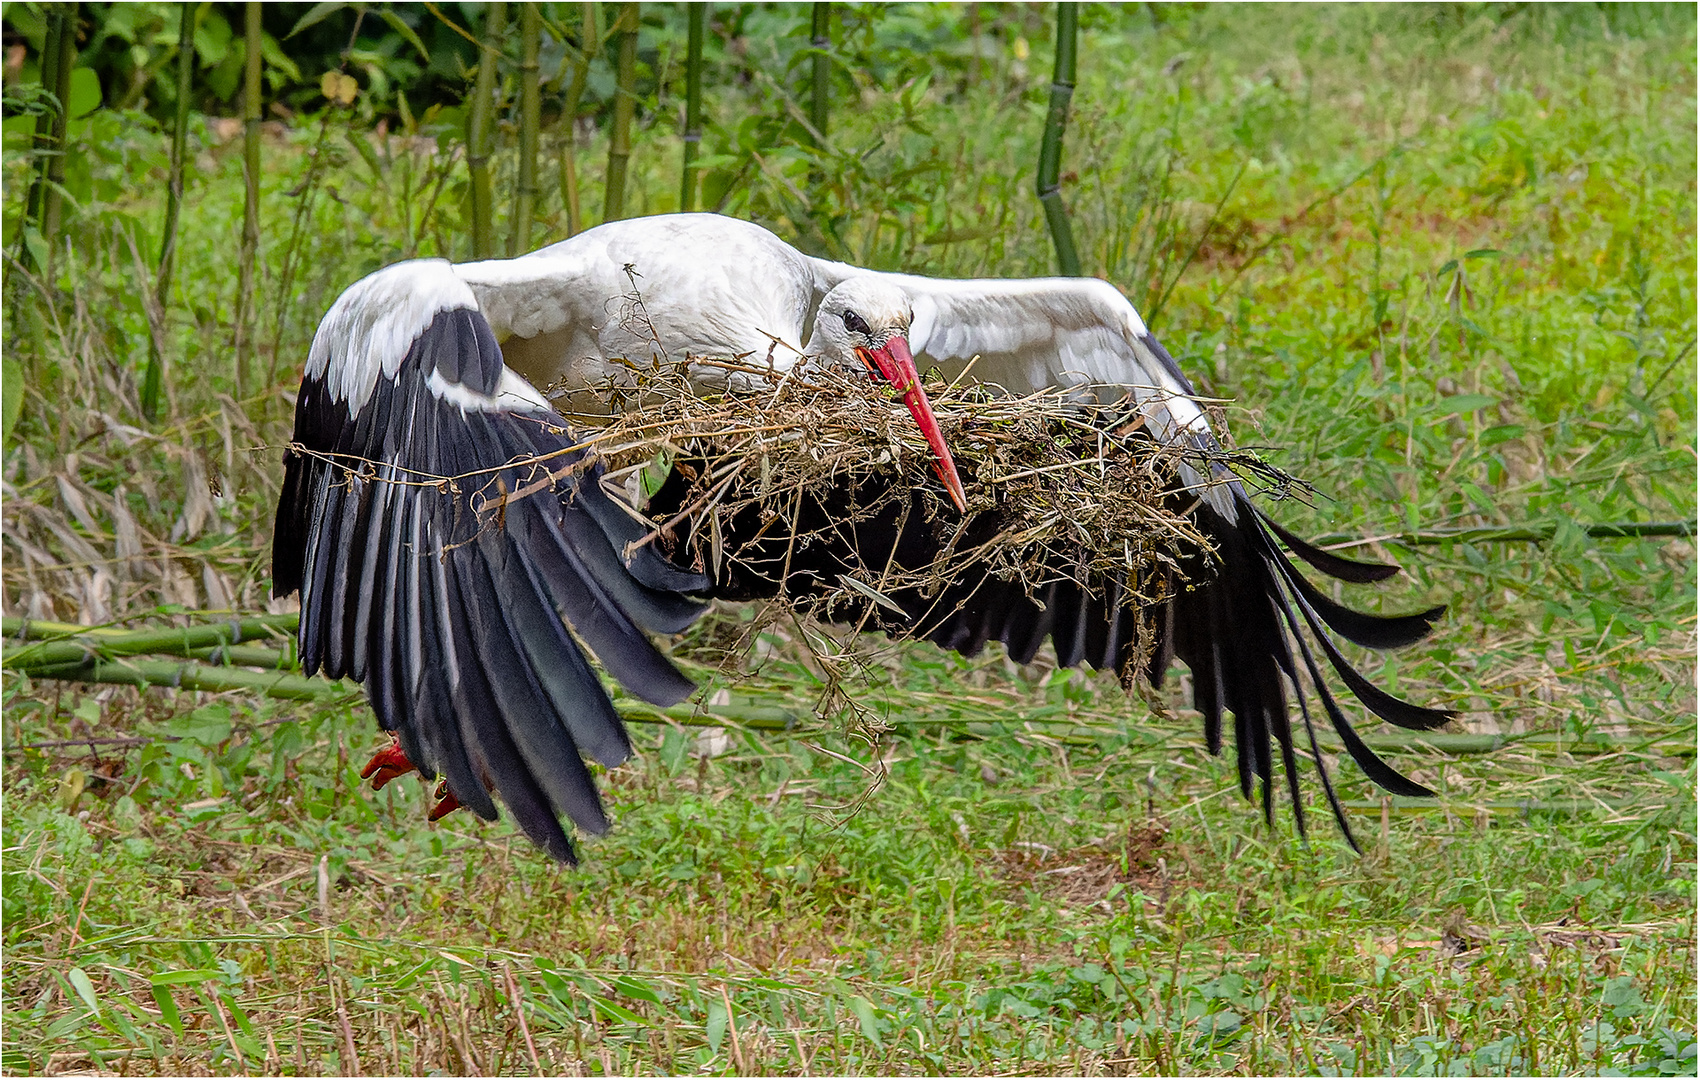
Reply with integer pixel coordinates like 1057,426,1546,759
361,740,467,821
360,740,417,791
428,779,462,821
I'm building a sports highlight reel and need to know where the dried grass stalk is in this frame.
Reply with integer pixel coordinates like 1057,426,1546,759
542,358,1285,674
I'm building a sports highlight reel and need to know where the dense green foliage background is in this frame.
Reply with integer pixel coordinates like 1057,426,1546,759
1,3,1695,1075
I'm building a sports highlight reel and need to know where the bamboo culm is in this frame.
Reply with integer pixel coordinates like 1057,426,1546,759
22,4,65,250
142,2,195,422
6,617,1690,759
809,3,830,143
1037,2,1080,276
510,2,542,255
235,1,263,400
602,2,639,223
467,1,508,259
43,3,77,252
554,3,600,236
680,3,705,212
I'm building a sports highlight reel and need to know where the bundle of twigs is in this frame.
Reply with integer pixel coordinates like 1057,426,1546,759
566,357,1286,651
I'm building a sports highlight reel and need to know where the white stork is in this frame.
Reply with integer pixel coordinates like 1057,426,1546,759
274,213,1452,863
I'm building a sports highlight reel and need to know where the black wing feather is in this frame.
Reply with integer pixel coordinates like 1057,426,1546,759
273,301,708,863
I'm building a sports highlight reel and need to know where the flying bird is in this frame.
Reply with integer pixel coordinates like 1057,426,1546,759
274,213,1452,863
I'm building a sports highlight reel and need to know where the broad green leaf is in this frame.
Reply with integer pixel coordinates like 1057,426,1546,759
66,68,101,119
705,1001,727,1055
66,967,101,1017
22,226,47,275
1418,393,1498,417
849,995,883,1049
5,354,32,439
639,448,675,503
166,704,232,746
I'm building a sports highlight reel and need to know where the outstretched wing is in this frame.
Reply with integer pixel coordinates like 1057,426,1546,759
807,263,1209,439
273,259,708,863
803,259,1454,845
458,213,822,391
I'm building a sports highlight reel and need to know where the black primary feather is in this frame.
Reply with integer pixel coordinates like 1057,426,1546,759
273,304,709,864
644,454,1456,848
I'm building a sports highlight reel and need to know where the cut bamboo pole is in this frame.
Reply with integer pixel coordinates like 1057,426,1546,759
679,2,705,212
235,0,262,400
142,2,195,422
602,1,639,223
509,2,542,255
1036,2,1080,276
467,1,508,259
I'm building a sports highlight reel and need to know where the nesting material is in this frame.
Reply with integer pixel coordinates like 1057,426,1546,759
553,358,1292,669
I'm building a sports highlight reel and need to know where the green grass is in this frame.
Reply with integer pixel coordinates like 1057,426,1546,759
3,4,1696,1075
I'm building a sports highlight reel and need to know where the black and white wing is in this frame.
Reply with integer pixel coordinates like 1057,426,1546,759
273,259,708,863
805,263,1454,846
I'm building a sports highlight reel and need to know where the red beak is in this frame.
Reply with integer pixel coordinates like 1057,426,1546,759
860,336,968,513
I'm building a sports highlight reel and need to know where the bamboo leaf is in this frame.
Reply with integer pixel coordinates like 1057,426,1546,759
378,9,431,60
612,975,662,1005
848,995,883,1049
590,994,649,1025
66,968,101,1017
837,574,906,616
288,2,346,37
149,968,222,986
705,1000,728,1054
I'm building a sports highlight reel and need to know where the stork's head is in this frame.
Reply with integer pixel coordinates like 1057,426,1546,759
818,278,968,512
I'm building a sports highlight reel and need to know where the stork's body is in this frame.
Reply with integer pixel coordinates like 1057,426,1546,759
274,213,1452,864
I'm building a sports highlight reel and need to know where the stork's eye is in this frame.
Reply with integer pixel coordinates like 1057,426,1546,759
842,310,872,337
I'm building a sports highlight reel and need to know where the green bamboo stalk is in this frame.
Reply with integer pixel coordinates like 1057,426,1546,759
467,1,508,259
1036,2,1080,276
679,2,705,212
1308,520,1697,549
234,1,262,400
1,614,300,668
509,2,542,255
21,656,351,702
808,3,830,144
38,3,78,267
553,3,600,236
22,4,66,270
602,1,639,223
140,2,195,422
